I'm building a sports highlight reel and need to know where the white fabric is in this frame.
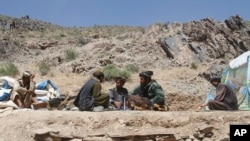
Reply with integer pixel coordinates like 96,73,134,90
229,51,250,69
0,76,20,89
0,100,18,109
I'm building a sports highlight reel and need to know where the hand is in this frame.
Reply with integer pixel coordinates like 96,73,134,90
114,101,122,108
26,90,34,95
197,104,206,110
30,74,35,80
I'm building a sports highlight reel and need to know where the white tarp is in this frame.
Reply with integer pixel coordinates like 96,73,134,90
229,51,250,69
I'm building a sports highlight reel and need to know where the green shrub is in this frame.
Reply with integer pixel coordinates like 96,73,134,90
190,62,198,69
39,63,50,76
125,64,139,73
0,62,19,76
35,51,42,56
65,48,79,61
176,30,182,35
78,37,90,46
102,64,131,81
116,36,126,41
119,70,131,79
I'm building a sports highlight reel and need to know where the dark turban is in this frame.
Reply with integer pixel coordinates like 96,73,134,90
210,76,221,83
139,71,153,79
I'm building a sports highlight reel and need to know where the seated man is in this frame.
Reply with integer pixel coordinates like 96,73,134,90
129,71,166,111
109,76,128,110
199,76,238,110
10,71,39,108
74,71,110,111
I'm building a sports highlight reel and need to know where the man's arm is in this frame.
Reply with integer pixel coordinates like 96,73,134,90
214,85,227,102
129,85,140,95
92,82,101,98
150,84,164,103
29,74,36,92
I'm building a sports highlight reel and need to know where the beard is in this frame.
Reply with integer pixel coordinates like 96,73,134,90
140,82,146,87
212,83,219,88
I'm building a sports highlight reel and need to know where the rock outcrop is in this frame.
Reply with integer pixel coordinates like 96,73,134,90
0,15,249,79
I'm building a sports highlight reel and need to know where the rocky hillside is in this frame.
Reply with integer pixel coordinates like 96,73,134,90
1,14,249,81
1,14,250,141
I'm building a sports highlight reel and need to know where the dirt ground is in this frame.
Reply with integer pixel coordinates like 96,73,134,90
0,110,249,141
0,66,249,141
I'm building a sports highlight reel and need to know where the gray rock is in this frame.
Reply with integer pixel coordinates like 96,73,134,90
199,125,214,134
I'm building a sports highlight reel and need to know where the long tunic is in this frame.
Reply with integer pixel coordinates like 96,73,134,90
130,80,165,105
207,83,238,110
74,77,109,111
92,81,109,108
109,87,128,110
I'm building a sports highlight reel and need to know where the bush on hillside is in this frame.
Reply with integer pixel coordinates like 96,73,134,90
190,62,198,70
65,48,79,61
102,64,131,81
0,62,19,77
125,64,139,73
78,37,90,46
39,63,50,76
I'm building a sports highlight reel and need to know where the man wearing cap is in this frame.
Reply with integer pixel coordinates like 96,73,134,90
199,76,238,110
109,76,128,110
74,71,110,111
10,71,39,108
129,71,166,111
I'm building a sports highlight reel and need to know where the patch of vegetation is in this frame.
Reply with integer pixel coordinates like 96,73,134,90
65,48,79,61
0,62,19,77
190,62,198,69
116,35,126,41
13,40,20,46
78,37,90,46
35,51,42,56
54,34,62,40
176,30,182,35
102,64,131,81
39,63,50,76
245,20,250,27
125,64,139,73
49,71,55,77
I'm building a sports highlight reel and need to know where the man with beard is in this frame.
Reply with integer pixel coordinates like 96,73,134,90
108,76,128,110
199,76,238,110
129,71,166,111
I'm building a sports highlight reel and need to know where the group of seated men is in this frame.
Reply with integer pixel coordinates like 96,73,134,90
4,70,239,111
73,70,167,111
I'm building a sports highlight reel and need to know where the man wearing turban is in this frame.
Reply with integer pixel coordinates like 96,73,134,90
11,71,39,108
129,71,167,111
74,70,110,111
199,76,238,110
